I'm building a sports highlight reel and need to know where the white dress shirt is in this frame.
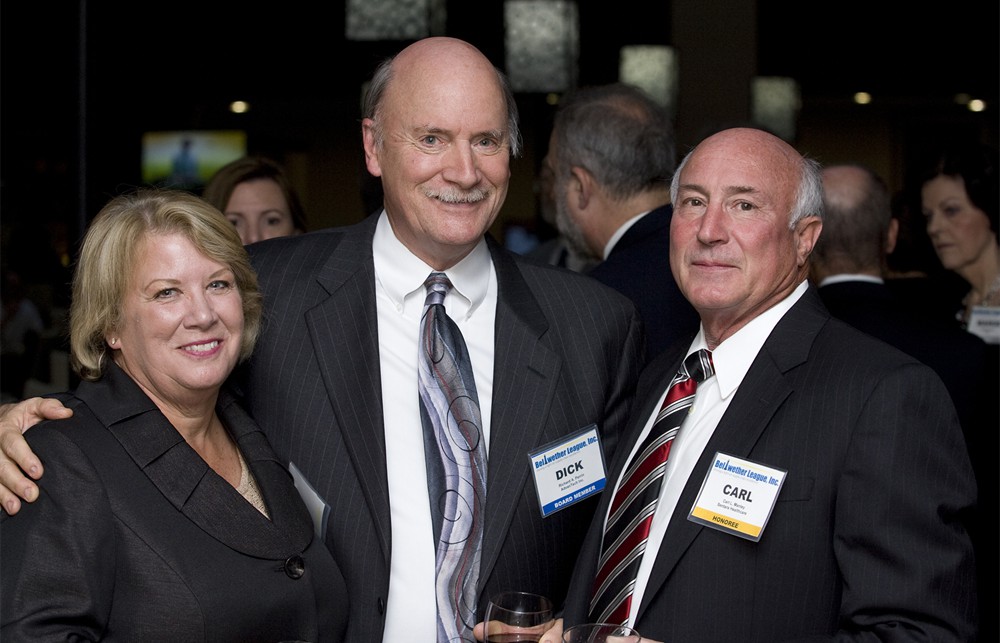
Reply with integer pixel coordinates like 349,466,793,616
372,211,497,643
601,210,650,260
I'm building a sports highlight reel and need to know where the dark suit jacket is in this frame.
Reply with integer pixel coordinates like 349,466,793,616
239,213,644,642
1,361,348,642
818,279,995,433
587,205,699,365
819,278,999,640
562,287,979,641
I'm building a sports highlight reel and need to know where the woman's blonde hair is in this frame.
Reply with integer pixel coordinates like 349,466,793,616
70,188,263,381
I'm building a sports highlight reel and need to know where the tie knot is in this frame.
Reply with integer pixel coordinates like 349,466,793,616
424,272,452,307
684,349,714,383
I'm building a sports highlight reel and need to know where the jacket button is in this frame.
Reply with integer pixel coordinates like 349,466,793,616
378,597,385,614
284,555,305,579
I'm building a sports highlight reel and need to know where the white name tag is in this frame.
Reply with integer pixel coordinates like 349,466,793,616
967,305,1000,344
528,424,606,517
687,452,786,541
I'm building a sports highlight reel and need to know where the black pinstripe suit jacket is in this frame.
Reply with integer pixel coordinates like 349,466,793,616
562,287,979,641
238,213,644,642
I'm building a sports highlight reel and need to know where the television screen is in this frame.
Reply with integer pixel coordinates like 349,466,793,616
141,130,247,191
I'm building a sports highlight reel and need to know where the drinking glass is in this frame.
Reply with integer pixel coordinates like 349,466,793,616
483,591,555,643
562,622,642,643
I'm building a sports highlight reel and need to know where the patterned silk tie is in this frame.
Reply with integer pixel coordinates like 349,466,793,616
589,348,715,625
418,272,487,643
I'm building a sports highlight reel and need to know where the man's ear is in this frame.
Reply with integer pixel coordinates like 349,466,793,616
570,165,593,210
795,215,823,266
886,217,899,255
361,119,383,178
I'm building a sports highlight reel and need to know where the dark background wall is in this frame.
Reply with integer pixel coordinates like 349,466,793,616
2,0,997,295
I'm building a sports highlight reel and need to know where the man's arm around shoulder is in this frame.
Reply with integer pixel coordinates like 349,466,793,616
0,397,73,514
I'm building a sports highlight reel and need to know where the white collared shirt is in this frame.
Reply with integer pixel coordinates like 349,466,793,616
602,210,651,260
372,211,497,643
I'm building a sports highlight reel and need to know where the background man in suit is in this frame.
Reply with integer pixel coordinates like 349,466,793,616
0,38,644,643
523,157,597,273
811,163,997,433
544,83,698,364
557,127,978,641
812,162,996,638
811,164,992,426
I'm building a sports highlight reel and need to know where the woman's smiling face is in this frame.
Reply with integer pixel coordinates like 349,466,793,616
112,232,244,408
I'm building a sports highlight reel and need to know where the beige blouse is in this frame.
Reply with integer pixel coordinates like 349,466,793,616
236,450,270,519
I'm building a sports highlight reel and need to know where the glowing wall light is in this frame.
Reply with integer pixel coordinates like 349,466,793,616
619,45,678,118
752,76,801,142
504,0,579,92
345,0,445,41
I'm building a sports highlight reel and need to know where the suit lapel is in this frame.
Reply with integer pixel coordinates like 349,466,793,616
637,289,828,616
81,363,314,558
304,215,393,563
219,390,315,551
478,240,561,586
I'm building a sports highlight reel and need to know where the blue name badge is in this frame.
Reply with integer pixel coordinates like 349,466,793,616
528,424,606,517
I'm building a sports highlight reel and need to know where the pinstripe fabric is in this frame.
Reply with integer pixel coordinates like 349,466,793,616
589,349,713,624
418,273,486,643
238,215,645,643
559,288,978,641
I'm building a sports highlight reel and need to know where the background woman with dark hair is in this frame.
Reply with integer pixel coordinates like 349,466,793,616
203,155,308,245
920,142,1000,342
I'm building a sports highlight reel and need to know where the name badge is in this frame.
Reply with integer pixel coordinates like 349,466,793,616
687,452,785,541
528,424,606,517
967,305,1000,344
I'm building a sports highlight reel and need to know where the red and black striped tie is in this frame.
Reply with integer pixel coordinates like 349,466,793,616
589,348,715,625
